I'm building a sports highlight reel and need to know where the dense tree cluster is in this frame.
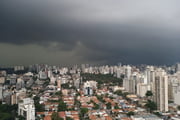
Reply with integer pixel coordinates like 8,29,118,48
79,108,88,119
0,103,18,120
51,112,63,120
58,99,68,111
81,73,123,85
145,100,157,113
33,96,45,112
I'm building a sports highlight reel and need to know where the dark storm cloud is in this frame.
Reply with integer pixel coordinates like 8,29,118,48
1,0,180,65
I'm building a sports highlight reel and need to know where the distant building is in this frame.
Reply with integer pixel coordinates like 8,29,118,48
0,85,3,100
14,66,24,71
57,78,61,91
3,90,11,104
145,66,155,84
83,81,97,96
0,77,5,84
174,86,180,105
137,83,151,97
39,71,47,80
16,78,25,90
175,63,180,73
125,65,131,80
0,71,6,77
50,76,56,84
116,68,122,78
18,98,35,120
6,74,17,85
74,78,80,89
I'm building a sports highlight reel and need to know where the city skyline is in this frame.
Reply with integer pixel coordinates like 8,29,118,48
1,0,180,66
1,60,180,119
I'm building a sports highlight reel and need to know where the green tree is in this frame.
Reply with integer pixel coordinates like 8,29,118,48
146,91,153,98
114,103,120,109
0,104,18,119
93,103,100,110
51,112,63,120
58,100,67,111
127,111,135,117
61,83,70,89
114,90,123,96
33,96,44,112
43,79,50,87
97,95,103,102
55,91,62,96
145,100,157,113
106,102,111,109
0,113,13,120
17,115,26,120
122,92,129,99
66,117,73,120
177,105,180,110
80,108,88,118
81,73,123,86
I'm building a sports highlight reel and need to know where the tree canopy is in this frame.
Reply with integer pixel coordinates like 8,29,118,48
0,104,18,120
80,108,88,117
33,96,45,112
177,105,180,110
145,100,157,112
127,111,135,117
145,91,153,97
51,112,63,120
58,99,67,111
81,73,123,85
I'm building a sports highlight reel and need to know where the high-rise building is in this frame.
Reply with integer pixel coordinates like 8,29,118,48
74,79,80,89
18,98,35,120
125,65,131,80
174,86,180,105
123,65,132,91
153,68,168,112
0,85,3,100
137,83,151,97
123,78,129,91
116,67,122,78
11,93,17,105
57,78,61,91
129,74,138,94
145,66,155,84
175,63,180,73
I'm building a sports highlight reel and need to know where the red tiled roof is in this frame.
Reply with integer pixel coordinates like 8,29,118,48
58,112,66,118
44,115,51,120
105,116,112,120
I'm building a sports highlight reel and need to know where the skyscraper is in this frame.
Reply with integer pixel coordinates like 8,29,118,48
153,68,168,112
125,65,132,80
175,63,180,73
145,66,155,84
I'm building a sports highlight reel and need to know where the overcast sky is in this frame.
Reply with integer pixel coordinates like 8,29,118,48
0,0,180,66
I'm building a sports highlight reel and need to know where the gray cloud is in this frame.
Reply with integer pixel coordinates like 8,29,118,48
0,0,180,65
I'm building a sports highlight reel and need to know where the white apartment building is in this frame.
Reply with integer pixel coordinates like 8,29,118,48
18,98,35,120
153,68,168,112
137,83,151,97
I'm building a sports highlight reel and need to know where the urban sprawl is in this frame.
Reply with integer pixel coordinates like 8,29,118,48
1,63,180,120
